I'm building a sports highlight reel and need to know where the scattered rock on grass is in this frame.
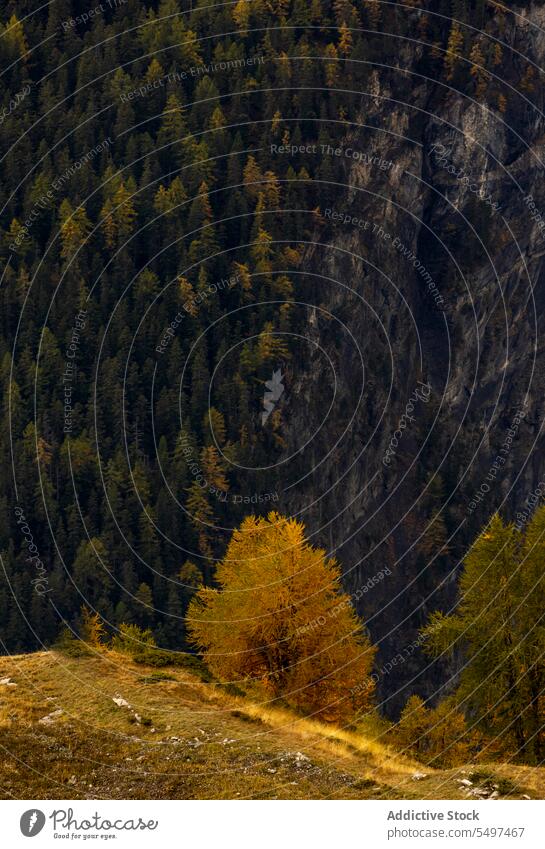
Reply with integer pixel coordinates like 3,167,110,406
38,708,63,725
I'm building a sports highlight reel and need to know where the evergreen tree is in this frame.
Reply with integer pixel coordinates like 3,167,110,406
423,509,545,763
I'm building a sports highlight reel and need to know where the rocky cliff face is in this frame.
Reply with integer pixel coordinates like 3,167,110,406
279,5,545,714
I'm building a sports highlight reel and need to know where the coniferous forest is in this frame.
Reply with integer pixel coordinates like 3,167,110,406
1,0,545,806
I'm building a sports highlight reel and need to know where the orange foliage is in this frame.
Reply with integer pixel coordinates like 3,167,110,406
187,513,376,722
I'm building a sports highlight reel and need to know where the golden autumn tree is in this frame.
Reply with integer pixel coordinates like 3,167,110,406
256,321,290,363
232,0,251,29
178,275,198,316
469,39,489,99
2,14,28,60
444,23,464,82
187,513,377,722
423,507,545,763
242,154,264,201
59,200,91,259
324,43,340,88
100,181,137,248
338,22,353,57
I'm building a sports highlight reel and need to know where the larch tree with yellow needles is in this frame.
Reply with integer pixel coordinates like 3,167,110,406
187,512,376,722
423,508,545,763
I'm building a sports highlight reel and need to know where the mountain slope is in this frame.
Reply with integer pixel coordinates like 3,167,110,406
0,651,542,800
280,2,545,713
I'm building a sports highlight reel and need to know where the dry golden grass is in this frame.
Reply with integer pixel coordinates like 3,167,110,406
0,651,542,800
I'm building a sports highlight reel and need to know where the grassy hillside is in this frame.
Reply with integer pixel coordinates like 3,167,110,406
0,651,542,800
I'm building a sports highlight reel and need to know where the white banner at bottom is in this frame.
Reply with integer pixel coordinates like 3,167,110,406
1,799,542,848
